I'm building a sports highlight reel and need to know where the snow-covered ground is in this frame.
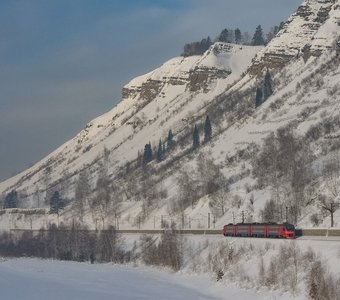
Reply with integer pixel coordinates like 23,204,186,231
0,258,299,300
0,234,339,299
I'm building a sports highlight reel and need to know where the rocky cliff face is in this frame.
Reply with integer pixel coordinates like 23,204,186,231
121,43,243,103
250,0,339,76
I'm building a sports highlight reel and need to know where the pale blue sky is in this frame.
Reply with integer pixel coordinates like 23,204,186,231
0,0,302,181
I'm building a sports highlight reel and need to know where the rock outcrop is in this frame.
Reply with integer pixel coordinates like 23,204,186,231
249,0,339,76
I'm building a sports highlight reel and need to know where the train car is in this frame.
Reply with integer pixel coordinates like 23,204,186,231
251,223,267,237
223,222,295,239
223,223,236,236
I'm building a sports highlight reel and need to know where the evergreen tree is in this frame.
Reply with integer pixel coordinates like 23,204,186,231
266,24,282,44
199,37,212,53
263,70,273,100
279,21,285,31
218,29,229,43
255,87,263,108
204,115,212,142
193,125,200,150
182,37,212,56
49,191,64,214
162,142,166,154
235,28,242,44
143,142,153,165
157,139,163,162
3,190,17,209
252,25,265,46
167,129,174,150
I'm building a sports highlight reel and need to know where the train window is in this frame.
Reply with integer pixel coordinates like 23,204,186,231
285,223,295,231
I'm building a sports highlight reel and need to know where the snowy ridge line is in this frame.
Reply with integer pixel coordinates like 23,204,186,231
7,228,340,237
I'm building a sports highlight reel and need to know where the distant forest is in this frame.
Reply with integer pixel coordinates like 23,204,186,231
182,22,284,57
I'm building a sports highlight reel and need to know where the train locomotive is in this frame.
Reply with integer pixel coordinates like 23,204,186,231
223,222,296,239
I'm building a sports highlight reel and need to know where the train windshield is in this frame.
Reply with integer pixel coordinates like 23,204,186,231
284,223,295,231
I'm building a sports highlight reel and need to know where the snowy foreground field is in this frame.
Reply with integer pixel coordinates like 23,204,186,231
1,236,340,299
0,258,303,300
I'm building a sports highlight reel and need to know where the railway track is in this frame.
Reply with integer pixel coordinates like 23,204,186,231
8,228,340,238
117,228,340,237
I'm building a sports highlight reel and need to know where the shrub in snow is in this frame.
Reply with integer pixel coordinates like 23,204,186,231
139,227,183,271
307,259,340,300
310,213,320,227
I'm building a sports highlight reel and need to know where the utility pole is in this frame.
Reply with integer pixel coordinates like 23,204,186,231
286,206,288,223
331,203,334,228
208,213,211,229
242,211,245,224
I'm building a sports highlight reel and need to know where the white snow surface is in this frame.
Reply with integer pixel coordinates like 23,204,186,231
1,234,340,300
0,258,291,300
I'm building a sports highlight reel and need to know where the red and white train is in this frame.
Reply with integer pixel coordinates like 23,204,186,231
223,222,296,239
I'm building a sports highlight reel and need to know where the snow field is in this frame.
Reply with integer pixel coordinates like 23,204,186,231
1,234,339,300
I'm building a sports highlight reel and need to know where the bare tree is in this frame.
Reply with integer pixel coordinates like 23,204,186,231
196,152,225,195
73,168,91,222
97,225,124,263
176,168,199,212
138,167,159,220
320,153,340,227
319,194,339,227
323,152,340,198
262,199,280,223
91,159,112,229
209,184,229,217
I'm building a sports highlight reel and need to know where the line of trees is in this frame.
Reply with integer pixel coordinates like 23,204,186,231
138,115,212,168
182,37,213,57
253,125,340,227
182,23,284,57
138,129,175,167
0,224,127,263
0,224,183,271
253,128,313,224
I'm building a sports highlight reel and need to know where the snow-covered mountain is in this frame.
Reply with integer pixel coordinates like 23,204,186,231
1,0,340,230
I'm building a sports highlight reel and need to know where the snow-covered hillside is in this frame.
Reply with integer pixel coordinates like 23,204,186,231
0,42,261,197
1,0,340,231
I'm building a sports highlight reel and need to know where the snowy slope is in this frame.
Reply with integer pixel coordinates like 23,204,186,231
1,0,340,231
0,43,262,198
